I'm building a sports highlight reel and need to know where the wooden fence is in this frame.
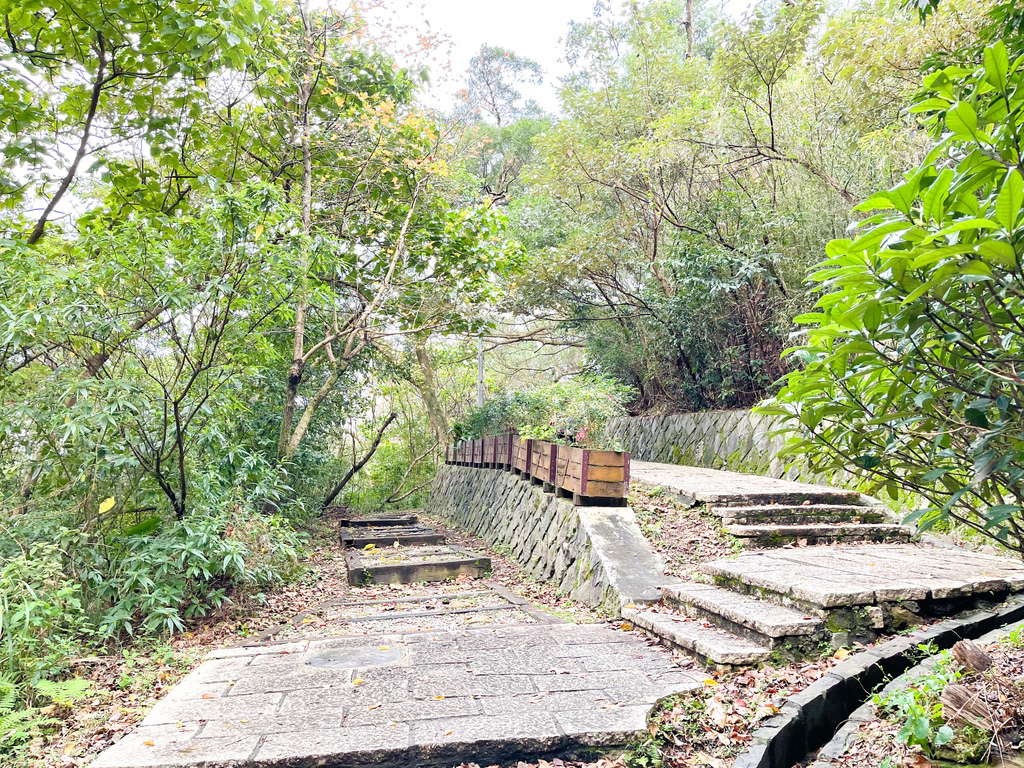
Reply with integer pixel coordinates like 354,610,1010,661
446,434,630,506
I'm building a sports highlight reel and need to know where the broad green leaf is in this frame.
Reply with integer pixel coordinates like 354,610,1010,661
995,169,1023,231
984,42,1010,91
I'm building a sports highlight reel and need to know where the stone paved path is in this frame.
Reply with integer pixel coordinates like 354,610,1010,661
630,461,865,506
90,624,702,768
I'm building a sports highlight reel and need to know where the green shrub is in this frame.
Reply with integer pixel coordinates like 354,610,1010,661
454,374,634,447
0,544,93,684
761,11,1024,553
875,652,960,755
84,506,304,638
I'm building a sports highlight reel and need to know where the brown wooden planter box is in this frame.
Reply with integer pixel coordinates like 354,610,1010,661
555,447,630,505
513,437,533,477
530,441,558,490
482,436,496,467
494,433,514,469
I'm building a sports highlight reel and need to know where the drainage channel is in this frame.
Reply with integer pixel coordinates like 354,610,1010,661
734,595,1024,768
808,616,1024,767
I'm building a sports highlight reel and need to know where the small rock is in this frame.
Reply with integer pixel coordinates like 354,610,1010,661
890,605,923,628
865,606,885,629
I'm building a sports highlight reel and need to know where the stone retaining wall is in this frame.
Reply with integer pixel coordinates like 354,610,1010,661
604,409,829,483
428,465,675,614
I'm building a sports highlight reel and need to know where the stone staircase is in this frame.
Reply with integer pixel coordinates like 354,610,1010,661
623,540,1024,667
339,512,491,585
710,492,911,549
625,582,827,666
622,485,919,666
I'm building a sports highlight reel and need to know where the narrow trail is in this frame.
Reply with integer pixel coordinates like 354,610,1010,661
86,511,703,768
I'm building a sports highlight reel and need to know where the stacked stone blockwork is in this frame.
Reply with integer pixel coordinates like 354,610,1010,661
428,465,676,614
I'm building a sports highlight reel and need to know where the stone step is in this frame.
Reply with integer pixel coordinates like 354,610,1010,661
338,513,419,527
662,583,823,644
710,490,863,508
623,607,770,666
725,523,913,547
711,504,888,526
341,525,446,548
344,545,491,585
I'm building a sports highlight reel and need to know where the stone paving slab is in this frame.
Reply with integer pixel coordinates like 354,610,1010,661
90,623,702,768
713,504,887,525
664,583,822,638
622,608,771,666
631,461,866,507
338,513,419,527
341,525,447,548
701,544,1024,609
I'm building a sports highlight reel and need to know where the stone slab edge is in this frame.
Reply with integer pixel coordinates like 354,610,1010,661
732,595,1024,768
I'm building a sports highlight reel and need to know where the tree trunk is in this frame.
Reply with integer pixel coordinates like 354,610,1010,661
278,1,316,460
684,0,694,59
415,343,449,443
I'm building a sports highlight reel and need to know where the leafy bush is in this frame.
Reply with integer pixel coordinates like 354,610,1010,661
84,505,303,638
0,544,93,684
761,15,1024,553
875,650,960,755
453,374,634,447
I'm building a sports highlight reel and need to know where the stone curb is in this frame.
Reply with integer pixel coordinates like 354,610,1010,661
733,595,1024,768
806,615,1024,768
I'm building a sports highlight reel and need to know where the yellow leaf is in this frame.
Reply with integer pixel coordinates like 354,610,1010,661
254,224,264,240
368,704,381,710
432,695,444,700
99,497,115,514
444,730,454,736
96,286,105,297
833,647,852,660
378,646,389,651
353,678,365,686
703,678,719,687
620,622,634,631
142,741,155,747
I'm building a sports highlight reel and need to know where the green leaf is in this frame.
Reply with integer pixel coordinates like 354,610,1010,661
123,516,162,536
984,42,1010,91
945,102,979,139
995,170,1023,231
863,300,883,332
964,408,989,428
